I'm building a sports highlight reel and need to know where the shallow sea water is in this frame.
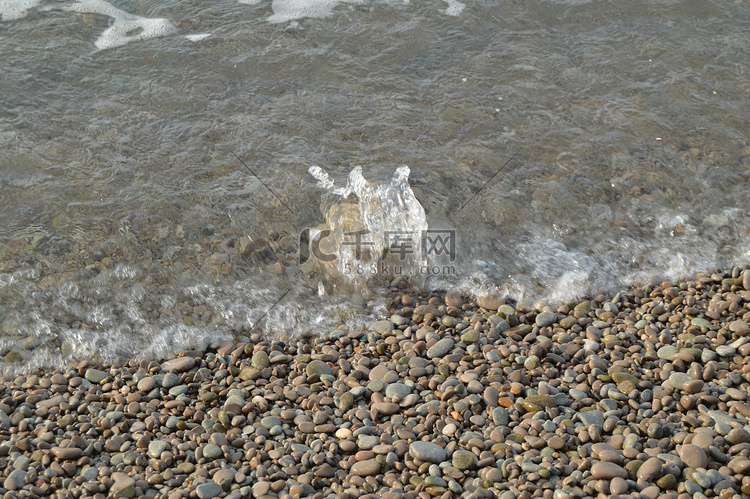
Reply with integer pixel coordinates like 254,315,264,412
0,0,749,374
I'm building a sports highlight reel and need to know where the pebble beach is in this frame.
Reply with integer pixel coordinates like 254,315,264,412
2,267,750,499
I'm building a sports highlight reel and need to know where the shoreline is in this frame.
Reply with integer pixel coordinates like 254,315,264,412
1,268,750,499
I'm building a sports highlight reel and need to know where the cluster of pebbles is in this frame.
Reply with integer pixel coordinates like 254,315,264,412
2,267,750,499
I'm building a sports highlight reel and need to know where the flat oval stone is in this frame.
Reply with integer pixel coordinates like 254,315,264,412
679,444,707,469
726,388,747,401
136,377,156,392
202,443,223,461
729,319,750,335
637,457,663,482
726,428,750,445
427,338,454,359
84,369,110,384
611,476,628,495
51,447,83,460
385,382,412,398
161,357,195,373
461,329,479,343
351,460,380,476
372,402,399,415
148,440,168,458
668,372,696,391
251,351,270,368
477,293,503,310
535,311,557,327
547,436,566,450
612,372,638,386
196,482,222,499
683,379,705,394
261,416,281,430
525,394,557,408
451,450,477,470
590,461,627,479
657,345,679,360
306,360,331,376
656,474,677,489
409,442,446,463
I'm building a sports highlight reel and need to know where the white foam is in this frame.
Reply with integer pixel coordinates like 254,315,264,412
238,0,262,4
442,0,464,16
0,0,40,21
65,0,177,50
267,0,364,23
185,33,211,42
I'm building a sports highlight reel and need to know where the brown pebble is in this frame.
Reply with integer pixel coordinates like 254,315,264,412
590,462,627,479
637,457,663,482
51,447,83,460
350,460,380,476
678,444,707,469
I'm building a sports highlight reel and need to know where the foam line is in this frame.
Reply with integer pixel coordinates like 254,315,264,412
442,0,464,15
185,33,211,42
267,0,363,23
0,0,41,21
66,0,177,50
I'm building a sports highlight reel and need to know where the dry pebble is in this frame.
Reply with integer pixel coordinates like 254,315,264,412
3,268,750,499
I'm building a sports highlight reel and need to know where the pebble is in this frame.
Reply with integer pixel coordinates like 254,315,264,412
2,269,750,499
477,293,503,310
452,450,477,470
591,461,628,479
161,356,195,372
305,359,331,376
426,338,454,358
84,368,109,384
637,457,663,481
409,441,446,463
196,482,223,499
148,440,168,458
679,444,708,469
535,311,557,327
51,447,83,460
351,460,380,476
202,443,223,461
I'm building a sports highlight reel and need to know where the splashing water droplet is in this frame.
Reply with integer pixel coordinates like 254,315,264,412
308,165,429,289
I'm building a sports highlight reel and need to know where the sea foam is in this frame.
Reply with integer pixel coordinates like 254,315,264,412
65,0,176,50
0,0,41,21
267,0,364,23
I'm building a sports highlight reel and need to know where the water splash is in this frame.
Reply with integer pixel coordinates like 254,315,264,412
308,165,429,290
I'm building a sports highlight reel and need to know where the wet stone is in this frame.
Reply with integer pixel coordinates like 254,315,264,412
251,350,270,368
84,368,109,384
578,410,604,429
729,319,750,335
51,447,83,460
477,293,503,310
203,443,223,461
385,382,412,398
409,442,446,463
679,444,707,469
452,450,477,470
426,338,454,359
657,345,679,360
196,482,223,499
535,311,557,327
306,359,331,376
351,460,380,476
590,462,627,479
161,356,195,373
637,457,663,482
656,474,677,489
148,440,168,458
